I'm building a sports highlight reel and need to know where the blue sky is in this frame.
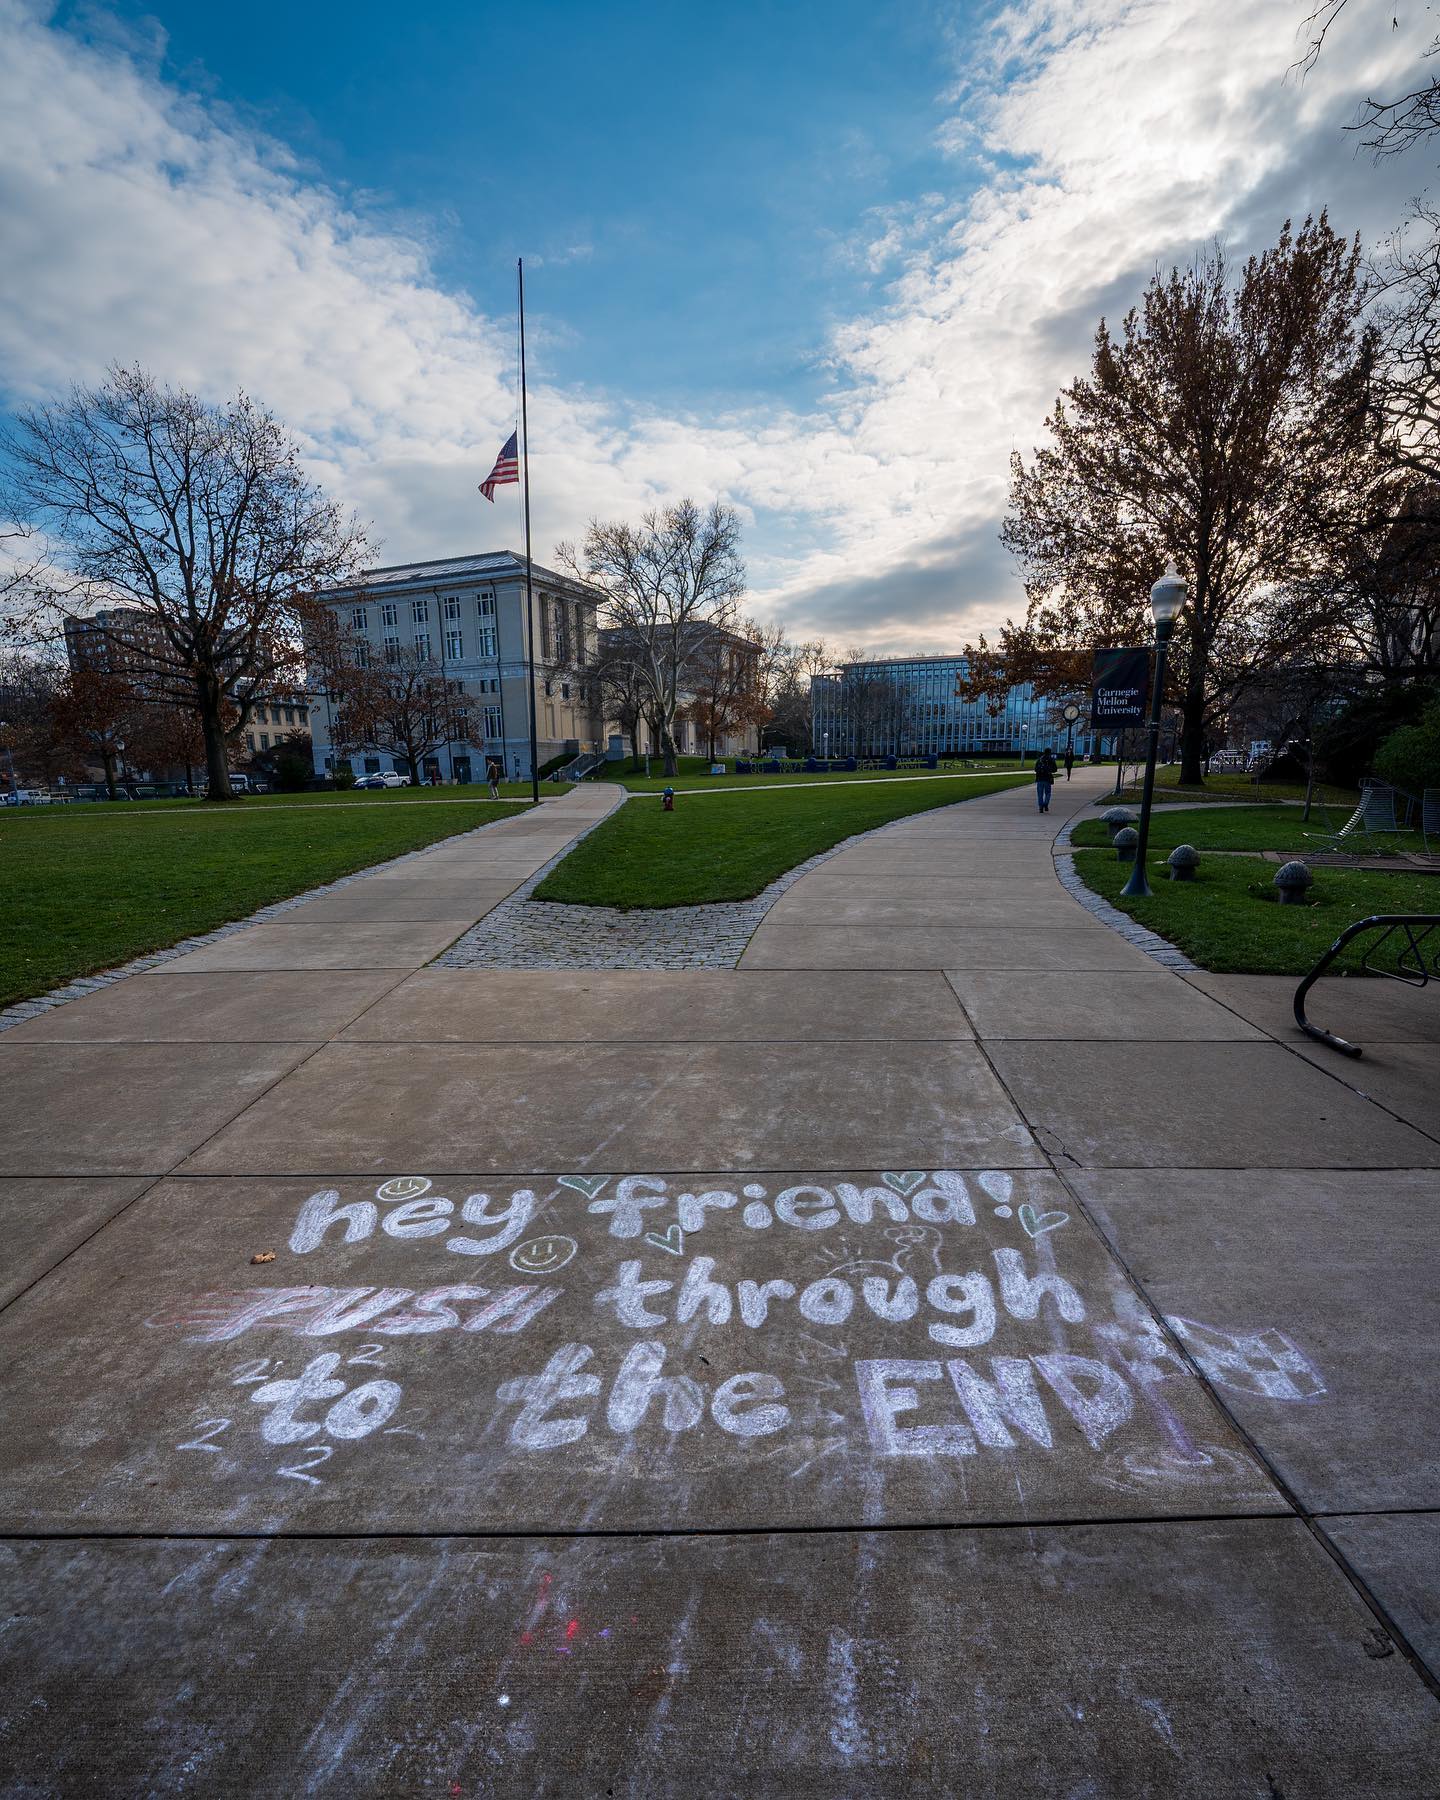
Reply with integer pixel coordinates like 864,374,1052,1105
1,0,1430,648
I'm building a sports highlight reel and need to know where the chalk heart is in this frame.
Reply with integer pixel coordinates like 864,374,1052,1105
882,1171,926,1198
1018,1203,1069,1240
977,1171,1013,1206
644,1223,686,1257
557,1174,609,1200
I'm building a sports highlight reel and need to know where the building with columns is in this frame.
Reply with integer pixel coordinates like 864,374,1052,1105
309,551,605,782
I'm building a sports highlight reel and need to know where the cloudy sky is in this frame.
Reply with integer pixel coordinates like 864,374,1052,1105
0,0,1429,650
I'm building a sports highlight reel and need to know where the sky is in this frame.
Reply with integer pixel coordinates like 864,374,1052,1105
0,0,1430,651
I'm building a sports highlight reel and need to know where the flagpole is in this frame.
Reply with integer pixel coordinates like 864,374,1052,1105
518,257,541,806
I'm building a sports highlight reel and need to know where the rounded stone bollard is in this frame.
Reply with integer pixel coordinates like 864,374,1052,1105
1114,826,1139,864
1273,860,1313,905
1167,843,1200,882
1102,806,1138,842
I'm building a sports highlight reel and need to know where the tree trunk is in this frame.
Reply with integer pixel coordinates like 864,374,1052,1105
1178,696,1207,785
199,677,234,801
661,723,679,777
101,749,118,803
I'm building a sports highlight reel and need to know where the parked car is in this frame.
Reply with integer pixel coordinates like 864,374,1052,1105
354,771,409,790
6,788,54,805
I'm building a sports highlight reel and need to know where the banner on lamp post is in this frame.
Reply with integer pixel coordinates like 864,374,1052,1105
1089,648,1150,730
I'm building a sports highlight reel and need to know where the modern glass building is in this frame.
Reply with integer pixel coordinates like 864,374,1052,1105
810,655,1096,758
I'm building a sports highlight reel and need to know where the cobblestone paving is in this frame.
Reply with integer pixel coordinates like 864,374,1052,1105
439,817,894,970
1052,817,1196,972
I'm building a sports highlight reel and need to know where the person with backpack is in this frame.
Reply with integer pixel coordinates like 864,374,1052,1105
1033,747,1058,813
486,757,502,800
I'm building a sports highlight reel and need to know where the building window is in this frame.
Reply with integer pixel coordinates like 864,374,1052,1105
380,602,398,628
384,635,401,664
415,631,432,660
246,733,255,751
445,628,463,660
444,596,463,623
544,679,553,697
453,708,469,738
412,599,428,623
483,704,502,739
477,625,496,657
479,592,495,616
260,733,270,750
350,607,367,632
299,707,309,724
353,641,371,669
561,682,571,700
539,597,553,659
285,706,295,725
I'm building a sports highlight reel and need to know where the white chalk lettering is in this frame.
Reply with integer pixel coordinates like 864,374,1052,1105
676,1256,733,1325
925,1273,996,1347
588,1175,670,1237
606,1341,706,1433
446,1190,537,1257
369,1285,489,1334
860,1275,919,1322
774,1186,841,1231
677,1189,738,1232
381,1197,454,1239
738,1278,797,1326
834,1184,910,1225
799,1276,855,1325
288,1189,376,1254
595,1260,672,1326
854,1358,976,1457
461,1286,563,1334
323,1378,403,1439
711,1372,790,1437
299,1288,413,1336
251,1353,349,1443
498,1344,601,1448
910,1171,976,1225
993,1247,1086,1323
1033,1354,1133,1448
1167,1318,1326,1399
947,1356,1054,1449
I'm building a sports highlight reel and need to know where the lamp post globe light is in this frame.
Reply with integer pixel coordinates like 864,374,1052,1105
1120,560,1187,900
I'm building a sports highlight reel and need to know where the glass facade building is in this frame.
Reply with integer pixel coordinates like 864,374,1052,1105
810,655,1096,758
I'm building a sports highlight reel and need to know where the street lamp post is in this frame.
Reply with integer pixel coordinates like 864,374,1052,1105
1120,561,1187,900
1062,702,1080,773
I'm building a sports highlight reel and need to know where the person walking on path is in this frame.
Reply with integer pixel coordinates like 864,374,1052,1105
486,757,502,800
1064,746,1075,780
1034,747,1058,813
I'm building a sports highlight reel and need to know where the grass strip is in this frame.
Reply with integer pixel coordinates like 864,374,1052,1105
1073,848,1440,975
533,773,1031,909
1070,805,1426,856
1,802,533,1006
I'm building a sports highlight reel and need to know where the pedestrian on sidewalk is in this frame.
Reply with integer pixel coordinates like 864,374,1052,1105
486,757,501,800
1064,746,1075,780
1034,746,1057,813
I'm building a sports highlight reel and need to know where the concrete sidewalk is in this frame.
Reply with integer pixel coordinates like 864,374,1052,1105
1,766,1437,1794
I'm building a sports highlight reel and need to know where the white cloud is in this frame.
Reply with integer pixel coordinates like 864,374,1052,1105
0,0,1427,651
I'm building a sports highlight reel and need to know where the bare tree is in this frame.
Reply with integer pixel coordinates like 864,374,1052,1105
332,644,464,786
49,668,144,800
560,499,746,776
3,366,369,800
689,616,767,758
983,216,1375,784
1295,2,1440,157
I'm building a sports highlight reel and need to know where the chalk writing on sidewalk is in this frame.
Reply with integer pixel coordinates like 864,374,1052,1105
146,1170,1326,1496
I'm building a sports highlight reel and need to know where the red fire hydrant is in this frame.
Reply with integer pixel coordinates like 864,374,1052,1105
662,786,675,812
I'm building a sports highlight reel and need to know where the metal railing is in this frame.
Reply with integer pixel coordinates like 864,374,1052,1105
1293,913,1440,1058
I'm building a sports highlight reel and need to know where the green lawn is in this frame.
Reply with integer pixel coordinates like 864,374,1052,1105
599,758,1027,794
533,773,1031,908
1070,805,1426,857
1102,765,1358,808
1073,848,1439,975
0,801,533,1006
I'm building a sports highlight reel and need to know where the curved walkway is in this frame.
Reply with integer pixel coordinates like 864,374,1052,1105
1,763,1437,1793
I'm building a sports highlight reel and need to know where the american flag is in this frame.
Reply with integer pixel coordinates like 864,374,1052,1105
479,430,519,502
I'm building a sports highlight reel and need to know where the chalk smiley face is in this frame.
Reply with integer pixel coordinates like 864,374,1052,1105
377,1176,432,1202
508,1234,579,1275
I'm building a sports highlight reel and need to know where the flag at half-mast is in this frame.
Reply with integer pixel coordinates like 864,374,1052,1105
479,431,519,502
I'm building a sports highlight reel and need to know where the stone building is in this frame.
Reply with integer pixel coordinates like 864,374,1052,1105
309,551,605,782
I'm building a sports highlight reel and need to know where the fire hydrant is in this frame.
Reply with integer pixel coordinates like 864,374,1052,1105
662,786,675,813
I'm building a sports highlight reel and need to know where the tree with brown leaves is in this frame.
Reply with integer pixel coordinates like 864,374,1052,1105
981,215,1375,783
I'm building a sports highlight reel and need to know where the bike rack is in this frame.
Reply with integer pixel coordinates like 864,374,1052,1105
1293,913,1440,1058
